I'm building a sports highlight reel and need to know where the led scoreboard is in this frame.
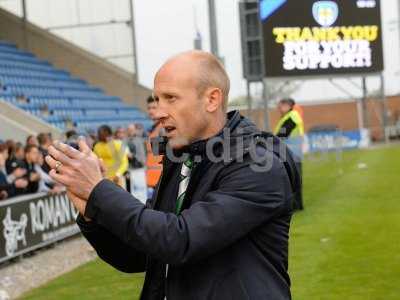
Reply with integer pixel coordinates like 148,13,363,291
260,0,384,77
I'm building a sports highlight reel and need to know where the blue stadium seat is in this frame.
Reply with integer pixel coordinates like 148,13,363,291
0,40,149,132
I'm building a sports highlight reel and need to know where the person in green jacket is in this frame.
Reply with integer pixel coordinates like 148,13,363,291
275,98,304,210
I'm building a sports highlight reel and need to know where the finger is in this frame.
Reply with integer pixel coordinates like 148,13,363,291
53,140,82,159
98,158,107,176
45,155,75,175
78,137,91,155
45,155,60,170
49,169,71,186
48,145,75,166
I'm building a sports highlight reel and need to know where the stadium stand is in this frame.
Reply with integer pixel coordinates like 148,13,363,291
0,40,151,133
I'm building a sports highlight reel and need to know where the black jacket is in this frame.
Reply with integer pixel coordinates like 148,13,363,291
6,157,24,174
276,116,297,138
20,160,39,195
78,111,299,300
0,170,15,198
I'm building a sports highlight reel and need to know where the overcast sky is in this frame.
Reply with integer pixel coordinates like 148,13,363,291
1,0,399,104
134,0,400,103
134,0,247,100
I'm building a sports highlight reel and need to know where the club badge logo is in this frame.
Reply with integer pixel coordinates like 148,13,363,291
2,208,28,257
312,1,339,27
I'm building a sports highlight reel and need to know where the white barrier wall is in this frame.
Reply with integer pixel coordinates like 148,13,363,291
0,100,62,142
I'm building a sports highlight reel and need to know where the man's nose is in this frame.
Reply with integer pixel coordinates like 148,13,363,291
153,105,169,122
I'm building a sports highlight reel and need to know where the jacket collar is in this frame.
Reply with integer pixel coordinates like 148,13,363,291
150,111,259,210
179,110,242,155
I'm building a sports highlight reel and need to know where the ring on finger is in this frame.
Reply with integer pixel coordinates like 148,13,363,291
55,161,63,173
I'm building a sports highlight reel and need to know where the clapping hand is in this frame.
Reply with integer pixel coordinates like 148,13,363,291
45,138,105,216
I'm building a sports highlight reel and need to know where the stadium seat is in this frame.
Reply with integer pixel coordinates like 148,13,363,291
0,40,149,132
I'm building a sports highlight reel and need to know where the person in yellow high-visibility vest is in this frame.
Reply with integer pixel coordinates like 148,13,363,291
274,98,304,210
93,125,129,188
274,99,304,138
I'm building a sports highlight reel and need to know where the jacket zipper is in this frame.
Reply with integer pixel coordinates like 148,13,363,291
162,158,206,299
154,158,169,299
164,264,169,299
164,159,200,300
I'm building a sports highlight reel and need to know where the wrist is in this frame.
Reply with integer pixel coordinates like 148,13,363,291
84,179,110,220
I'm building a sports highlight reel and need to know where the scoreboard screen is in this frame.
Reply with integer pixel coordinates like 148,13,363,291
260,0,384,77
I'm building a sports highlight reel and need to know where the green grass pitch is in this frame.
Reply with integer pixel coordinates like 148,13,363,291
20,145,400,299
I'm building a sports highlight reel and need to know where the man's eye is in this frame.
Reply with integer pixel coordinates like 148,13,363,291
165,95,176,102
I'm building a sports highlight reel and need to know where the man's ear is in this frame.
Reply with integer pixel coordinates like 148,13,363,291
205,87,223,113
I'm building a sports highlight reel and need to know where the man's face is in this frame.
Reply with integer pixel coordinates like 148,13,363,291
98,129,110,142
27,136,38,146
153,62,209,149
127,125,136,137
26,147,40,163
278,102,291,116
43,135,51,147
0,150,6,167
16,148,24,160
115,128,126,140
2,149,8,162
147,102,158,121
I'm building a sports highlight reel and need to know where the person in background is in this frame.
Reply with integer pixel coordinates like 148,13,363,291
274,98,304,210
93,125,129,188
84,133,95,151
394,110,400,138
6,142,25,174
20,145,41,195
35,151,64,194
5,140,16,172
26,135,38,147
114,127,127,141
125,123,147,196
0,145,13,200
0,142,6,200
65,130,79,149
0,143,28,199
115,126,131,191
147,95,158,121
275,98,304,139
5,140,15,157
86,129,97,149
126,123,146,169
293,103,304,121
37,132,52,173
145,96,164,195
5,141,26,181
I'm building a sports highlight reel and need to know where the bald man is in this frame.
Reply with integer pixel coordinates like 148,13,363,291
46,51,299,299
